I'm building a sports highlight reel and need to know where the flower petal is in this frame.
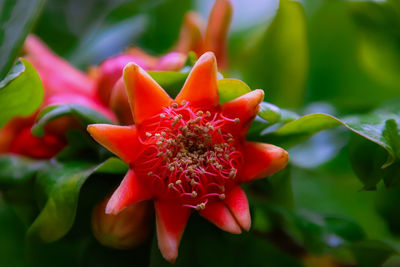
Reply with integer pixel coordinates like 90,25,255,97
155,200,191,263
106,169,152,215
24,35,95,99
221,89,264,125
224,186,251,231
240,142,289,182
123,63,173,124
173,11,204,55
204,0,233,69
199,201,241,234
175,52,219,107
110,77,133,125
87,124,140,164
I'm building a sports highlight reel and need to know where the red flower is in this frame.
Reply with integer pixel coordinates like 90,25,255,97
0,35,114,158
173,0,233,69
88,52,288,262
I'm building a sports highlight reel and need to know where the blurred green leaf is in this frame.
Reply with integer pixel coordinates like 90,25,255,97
32,104,112,137
0,155,45,189
0,0,45,79
149,71,188,98
0,59,44,128
27,157,127,242
349,240,397,267
237,0,308,109
138,0,194,53
217,78,251,104
305,0,400,112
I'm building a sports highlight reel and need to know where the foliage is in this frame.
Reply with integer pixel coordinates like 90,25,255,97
1,0,400,266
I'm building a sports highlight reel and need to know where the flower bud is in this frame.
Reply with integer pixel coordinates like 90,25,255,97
91,197,153,249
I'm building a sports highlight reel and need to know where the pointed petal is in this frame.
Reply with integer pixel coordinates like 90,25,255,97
240,142,289,182
123,63,173,124
204,0,233,69
106,169,152,215
87,124,140,164
155,201,191,263
199,201,241,234
110,77,134,125
224,186,251,231
173,11,204,55
24,35,95,98
222,89,264,124
175,52,219,107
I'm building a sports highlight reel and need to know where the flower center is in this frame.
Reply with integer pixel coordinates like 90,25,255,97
135,102,243,210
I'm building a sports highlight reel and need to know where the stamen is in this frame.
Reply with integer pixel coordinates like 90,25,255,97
136,102,243,210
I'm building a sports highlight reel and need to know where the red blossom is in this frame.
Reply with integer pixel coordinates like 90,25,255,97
0,35,114,158
88,52,288,262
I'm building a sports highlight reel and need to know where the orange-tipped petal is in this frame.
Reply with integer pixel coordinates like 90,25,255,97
224,186,251,231
173,11,205,55
87,124,140,164
175,52,219,107
155,201,191,263
199,201,241,234
106,170,152,215
204,0,233,69
222,89,264,124
110,78,133,125
240,142,289,182
123,63,173,124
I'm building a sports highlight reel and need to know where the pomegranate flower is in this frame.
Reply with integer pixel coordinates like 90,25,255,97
87,52,288,262
0,35,114,158
173,0,233,69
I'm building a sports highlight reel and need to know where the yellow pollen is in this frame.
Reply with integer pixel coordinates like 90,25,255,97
168,183,174,188
148,171,153,176
191,191,197,198
219,194,226,200
234,118,240,124
171,103,178,108
146,132,152,137
175,179,182,185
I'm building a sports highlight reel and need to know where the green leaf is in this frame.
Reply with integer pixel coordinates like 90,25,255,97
350,240,397,267
27,157,127,242
148,71,188,98
0,0,46,79
0,155,45,189
32,104,112,137
217,78,251,104
0,59,44,128
236,0,308,109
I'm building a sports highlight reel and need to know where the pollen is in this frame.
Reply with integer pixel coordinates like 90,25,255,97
135,102,243,210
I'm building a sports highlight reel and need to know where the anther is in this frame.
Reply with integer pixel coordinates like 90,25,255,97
168,183,174,188
148,171,153,176
145,132,152,137
197,110,203,117
191,191,198,198
161,131,166,136
234,118,240,124
205,111,211,117
219,194,226,200
171,103,178,108
175,180,182,185
160,114,166,118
